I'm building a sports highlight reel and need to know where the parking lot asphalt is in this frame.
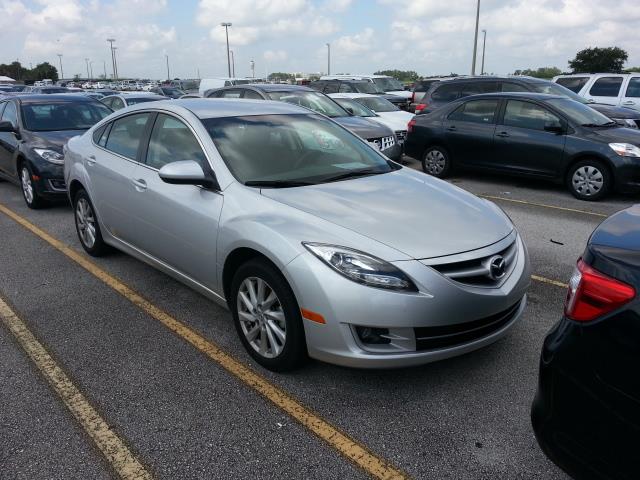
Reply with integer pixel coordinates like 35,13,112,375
0,161,636,479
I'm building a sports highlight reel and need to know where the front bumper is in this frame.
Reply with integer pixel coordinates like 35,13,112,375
614,157,640,193
284,234,531,368
30,160,67,199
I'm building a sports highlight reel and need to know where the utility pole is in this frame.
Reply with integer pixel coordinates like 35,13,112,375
89,61,94,80
250,59,255,78
107,38,116,80
471,0,480,75
230,50,235,77
326,43,330,75
103,60,107,79
165,54,170,81
221,22,232,77
85,58,90,80
112,47,119,80
481,29,487,75
57,54,63,80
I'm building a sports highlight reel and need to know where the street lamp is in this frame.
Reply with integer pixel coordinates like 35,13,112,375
57,54,63,80
481,29,487,75
107,38,117,80
471,0,481,75
230,50,235,78
220,22,232,77
89,61,94,80
112,47,119,80
165,54,170,81
250,59,255,78
85,58,90,80
326,43,330,75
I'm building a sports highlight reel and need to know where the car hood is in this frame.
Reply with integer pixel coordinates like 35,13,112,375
590,204,640,252
334,115,393,139
23,129,87,152
373,111,414,131
261,169,513,260
590,103,640,119
585,125,640,145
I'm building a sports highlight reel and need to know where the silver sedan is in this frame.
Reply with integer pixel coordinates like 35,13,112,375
64,99,531,371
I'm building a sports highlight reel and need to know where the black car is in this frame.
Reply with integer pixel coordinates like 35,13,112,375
416,76,640,129
205,84,402,161
0,94,112,208
404,92,640,200
532,205,639,480
30,86,70,94
150,86,185,99
309,79,409,110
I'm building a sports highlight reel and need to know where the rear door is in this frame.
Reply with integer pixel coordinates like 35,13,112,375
584,76,624,106
493,99,566,176
0,101,20,177
620,76,640,112
442,98,499,167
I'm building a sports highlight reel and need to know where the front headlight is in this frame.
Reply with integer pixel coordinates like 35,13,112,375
613,118,639,129
303,242,417,291
609,143,640,158
33,148,64,165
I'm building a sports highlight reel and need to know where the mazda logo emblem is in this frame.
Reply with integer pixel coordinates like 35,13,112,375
488,255,507,280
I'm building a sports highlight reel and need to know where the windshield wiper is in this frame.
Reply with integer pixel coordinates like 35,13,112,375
582,121,618,127
319,168,385,183
244,180,314,188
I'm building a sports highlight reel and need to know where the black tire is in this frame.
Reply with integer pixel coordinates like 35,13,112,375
230,258,307,372
19,162,46,209
421,146,452,178
567,159,611,201
73,189,111,256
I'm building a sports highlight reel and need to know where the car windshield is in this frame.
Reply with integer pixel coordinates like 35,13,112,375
529,82,589,104
372,77,404,91
351,82,384,94
355,96,399,112
546,98,615,126
21,102,112,131
267,91,348,118
161,87,185,98
126,97,163,105
203,114,395,186
333,98,376,117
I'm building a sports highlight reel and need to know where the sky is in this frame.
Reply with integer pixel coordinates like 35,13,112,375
0,0,639,80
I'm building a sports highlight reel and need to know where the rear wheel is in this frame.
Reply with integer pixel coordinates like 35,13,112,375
20,163,46,209
421,146,451,178
230,258,307,372
567,159,611,201
73,189,110,256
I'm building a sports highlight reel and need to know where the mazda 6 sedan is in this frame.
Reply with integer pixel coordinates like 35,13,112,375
64,99,531,371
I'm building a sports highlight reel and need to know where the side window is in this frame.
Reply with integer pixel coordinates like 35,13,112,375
2,101,18,128
92,124,107,144
555,77,589,93
101,97,113,108
105,113,150,159
112,98,125,110
448,99,498,124
146,114,206,170
220,89,242,98
503,100,562,131
501,82,529,93
338,83,352,93
589,77,623,97
323,82,339,94
625,78,640,98
432,84,460,102
206,90,223,98
242,90,263,100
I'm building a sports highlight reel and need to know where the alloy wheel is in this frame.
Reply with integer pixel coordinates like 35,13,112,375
424,149,446,175
236,276,286,359
21,167,34,204
75,198,97,248
572,165,603,197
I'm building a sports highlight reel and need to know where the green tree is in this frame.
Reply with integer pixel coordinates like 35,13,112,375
374,69,420,82
31,62,58,81
268,72,294,82
569,47,628,73
624,66,640,73
513,66,562,79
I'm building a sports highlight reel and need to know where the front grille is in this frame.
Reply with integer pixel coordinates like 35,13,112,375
369,135,396,151
395,130,407,142
414,300,522,351
430,240,517,287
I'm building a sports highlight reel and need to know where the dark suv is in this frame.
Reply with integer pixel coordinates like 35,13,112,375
417,76,640,129
310,80,409,110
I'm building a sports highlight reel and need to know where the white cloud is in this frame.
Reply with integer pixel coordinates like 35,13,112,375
263,49,288,62
333,28,374,57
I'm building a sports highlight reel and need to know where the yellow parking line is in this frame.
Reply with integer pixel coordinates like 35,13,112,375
0,296,152,480
480,194,608,218
531,275,569,289
0,203,409,480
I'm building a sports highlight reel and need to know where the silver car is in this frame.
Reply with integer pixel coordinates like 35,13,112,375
64,99,531,371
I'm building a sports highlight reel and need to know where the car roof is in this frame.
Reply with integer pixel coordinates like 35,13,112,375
463,92,566,101
106,94,165,99
148,98,312,119
11,94,98,104
328,93,376,99
239,83,314,92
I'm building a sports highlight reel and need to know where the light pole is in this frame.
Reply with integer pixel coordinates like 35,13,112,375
250,59,255,78
230,50,235,77
57,54,63,80
326,43,330,75
165,54,170,81
220,22,232,77
107,38,116,80
89,61,94,80
112,47,118,80
481,29,487,75
85,58,90,80
471,0,480,75
103,60,107,79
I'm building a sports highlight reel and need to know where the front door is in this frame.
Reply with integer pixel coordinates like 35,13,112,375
620,76,640,112
584,76,624,106
0,101,20,177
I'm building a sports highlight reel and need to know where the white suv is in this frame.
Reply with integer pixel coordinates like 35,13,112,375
320,75,411,99
553,73,640,111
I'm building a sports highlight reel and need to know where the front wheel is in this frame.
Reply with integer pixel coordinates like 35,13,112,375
567,160,611,201
421,146,452,178
20,163,46,209
230,258,307,372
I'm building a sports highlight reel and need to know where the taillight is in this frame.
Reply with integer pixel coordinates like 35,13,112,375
415,103,427,112
565,259,636,322
407,118,416,133
411,91,415,103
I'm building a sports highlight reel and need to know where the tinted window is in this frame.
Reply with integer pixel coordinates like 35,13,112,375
98,124,111,147
589,77,623,97
146,114,206,170
267,91,348,118
206,90,223,98
356,96,398,112
625,78,640,98
448,99,498,124
333,98,376,117
503,100,561,131
323,82,339,94
338,83,353,93
414,80,439,92
1,101,18,128
458,81,499,98
105,113,150,159
555,77,589,93
432,83,460,101
308,81,324,92
243,90,263,100
21,102,111,131
546,98,612,126
125,97,161,106
501,82,529,93
350,82,381,94
93,124,107,144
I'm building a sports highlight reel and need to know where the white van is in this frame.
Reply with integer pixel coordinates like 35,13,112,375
198,78,255,96
553,73,640,111
319,74,411,99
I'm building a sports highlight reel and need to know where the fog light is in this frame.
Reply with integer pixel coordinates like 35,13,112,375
355,326,390,345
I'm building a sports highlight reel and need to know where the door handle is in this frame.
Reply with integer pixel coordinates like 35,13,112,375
86,155,96,165
622,101,635,106
496,131,510,138
131,178,147,191
446,125,457,131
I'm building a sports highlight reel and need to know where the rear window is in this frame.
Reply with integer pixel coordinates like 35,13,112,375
589,77,623,97
555,77,589,93
448,99,498,124
414,80,439,92
432,83,460,102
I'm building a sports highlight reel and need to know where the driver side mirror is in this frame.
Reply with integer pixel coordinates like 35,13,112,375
344,106,355,115
158,160,218,189
0,120,16,133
